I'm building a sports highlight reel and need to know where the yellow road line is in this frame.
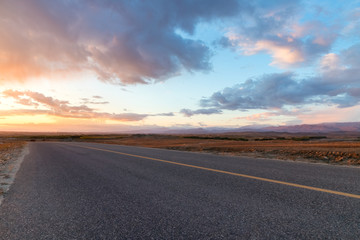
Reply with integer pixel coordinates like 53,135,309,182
73,144,360,199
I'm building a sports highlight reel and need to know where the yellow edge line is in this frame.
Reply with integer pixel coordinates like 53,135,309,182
73,144,360,199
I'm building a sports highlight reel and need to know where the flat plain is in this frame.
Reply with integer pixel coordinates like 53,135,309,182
1,132,360,165
81,134,360,165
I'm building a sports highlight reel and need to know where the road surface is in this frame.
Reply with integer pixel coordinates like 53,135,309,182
0,142,359,239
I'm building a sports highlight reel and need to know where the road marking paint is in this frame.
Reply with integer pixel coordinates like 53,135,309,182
71,144,360,199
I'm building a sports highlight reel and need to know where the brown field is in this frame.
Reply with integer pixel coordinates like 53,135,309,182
75,133,360,165
1,132,360,165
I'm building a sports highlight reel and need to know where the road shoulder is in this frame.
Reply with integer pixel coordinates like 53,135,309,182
0,143,28,206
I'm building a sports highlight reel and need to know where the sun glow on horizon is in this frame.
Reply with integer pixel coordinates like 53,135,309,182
1,0,359,132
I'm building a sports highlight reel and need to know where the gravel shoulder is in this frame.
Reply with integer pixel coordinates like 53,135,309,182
0,142,28,206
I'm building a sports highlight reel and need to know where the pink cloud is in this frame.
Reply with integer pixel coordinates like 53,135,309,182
296,105,360,124
236,112,279,121
320,53,343,72
236,108,304,121
1,90,172,122
226,18,338,67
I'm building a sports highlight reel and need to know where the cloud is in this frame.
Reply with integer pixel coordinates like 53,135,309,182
343,7,360,36
236,112,280,121
0,0,343,84
3,90,71,110
320,53,343,72
200,72,321,110
180,108,222,117
155,112,175,117
235,108,305,121
194,43,360,113
227,23,338,67
81,96,109,105
0,0,241,84
200,72,359,110
340,43,360,68
87,101,110,105
223,1,339,67
319,44,360,85
295,105,360,124
1,90,173,121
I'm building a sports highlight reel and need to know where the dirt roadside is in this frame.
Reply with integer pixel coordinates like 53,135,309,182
0,142,28,205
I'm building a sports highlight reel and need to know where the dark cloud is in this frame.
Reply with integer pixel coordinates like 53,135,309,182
180,108,222,117
0,0,241,84
200,73,360,111
235,0,301,39
200,73,322,110
341,43,360,68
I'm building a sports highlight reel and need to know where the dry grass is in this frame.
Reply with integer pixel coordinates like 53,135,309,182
81,134,360,165
2,132,360,165
0,142,26,165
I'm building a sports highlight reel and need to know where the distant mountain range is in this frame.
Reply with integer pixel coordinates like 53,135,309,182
261,122,360,133
135,122,360,134
4,122,359,135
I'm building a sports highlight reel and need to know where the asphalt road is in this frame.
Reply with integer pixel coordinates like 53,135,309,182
0,142,359,239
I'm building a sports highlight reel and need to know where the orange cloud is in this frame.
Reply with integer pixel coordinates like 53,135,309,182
1,90,172,122
247,40,304,66
226,33,305,67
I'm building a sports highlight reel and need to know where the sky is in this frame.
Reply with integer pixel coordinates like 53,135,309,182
1,0,360,132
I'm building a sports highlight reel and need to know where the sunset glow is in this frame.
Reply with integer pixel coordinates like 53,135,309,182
1,0,359,132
